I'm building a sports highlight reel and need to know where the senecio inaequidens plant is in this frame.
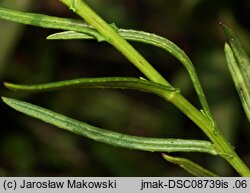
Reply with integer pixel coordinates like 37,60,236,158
0,0,250,176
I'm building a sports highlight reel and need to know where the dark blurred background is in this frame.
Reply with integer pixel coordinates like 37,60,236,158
0,0,250,176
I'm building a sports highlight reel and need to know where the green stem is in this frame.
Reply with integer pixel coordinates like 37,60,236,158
60,0,169,86
169,93,250,176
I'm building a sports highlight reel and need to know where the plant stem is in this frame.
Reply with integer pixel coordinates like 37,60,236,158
60,0,170,86
169,93,250,176
59,0,250,176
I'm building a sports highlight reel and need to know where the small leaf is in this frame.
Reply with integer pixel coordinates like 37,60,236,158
4,77,177,101
2,97,219,155
47,31,94,40
0,7,105,41
162,153,218,176
225,43,250,122
223,25,250,122
222,24,250,87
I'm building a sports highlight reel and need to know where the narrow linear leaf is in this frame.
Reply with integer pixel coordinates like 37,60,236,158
222,24,250,87
47,30,93,40
2,97,219,155
223,25,250,122
162,153,218,176
0,6,104,41
225,43,250,122
4,77,176,100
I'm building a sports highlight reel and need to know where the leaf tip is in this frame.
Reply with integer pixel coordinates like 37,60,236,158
1,96,10,105
224,42,231,51
221,23,235,42
3,82,20,91
46,35,53,40
4,82,12,88
161,153,175,162
1,97,20,110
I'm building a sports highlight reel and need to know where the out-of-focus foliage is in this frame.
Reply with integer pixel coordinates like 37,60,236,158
0,0,250,176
